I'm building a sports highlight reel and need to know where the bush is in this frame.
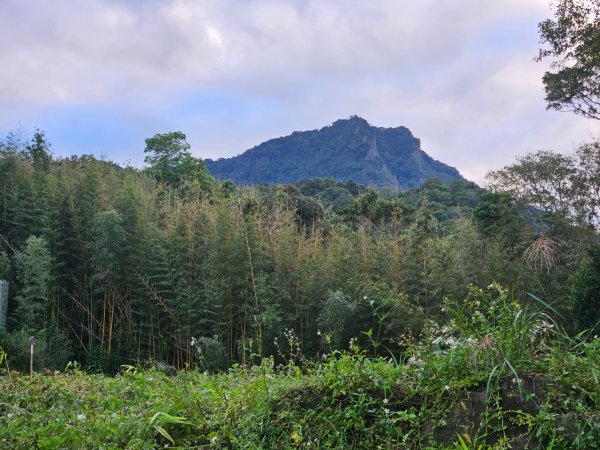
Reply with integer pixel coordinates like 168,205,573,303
191,335,228,372
570,245,600,332
0,328,72,372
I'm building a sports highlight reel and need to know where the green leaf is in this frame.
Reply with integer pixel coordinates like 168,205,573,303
153,425,174,445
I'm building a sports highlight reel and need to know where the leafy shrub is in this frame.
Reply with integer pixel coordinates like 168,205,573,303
191,335,228,372
0,328,72,372
317,290,355,349
570,245,600,331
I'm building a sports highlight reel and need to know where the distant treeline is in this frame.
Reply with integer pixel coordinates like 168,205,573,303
0,130,598,372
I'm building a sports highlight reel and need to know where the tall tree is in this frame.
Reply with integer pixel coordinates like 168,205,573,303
487,144,600,228
26,129,51,172
144,131,214,192
537,0,600,119
13,236,54,331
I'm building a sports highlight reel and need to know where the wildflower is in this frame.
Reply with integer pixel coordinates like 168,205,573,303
210,435,218,444
76,413,86,421
444,385,450,391
190,337,197,347
383,408,391,416
369,299,375,306
383,398,389,404
407,356,425,367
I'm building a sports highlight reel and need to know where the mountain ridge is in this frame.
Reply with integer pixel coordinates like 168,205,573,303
205,116,464,189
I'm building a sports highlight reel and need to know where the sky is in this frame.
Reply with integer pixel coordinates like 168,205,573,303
1,0,600,184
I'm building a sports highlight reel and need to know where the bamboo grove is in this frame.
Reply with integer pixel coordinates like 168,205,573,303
0,131,598,373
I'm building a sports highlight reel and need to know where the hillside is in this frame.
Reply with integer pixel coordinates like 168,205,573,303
205,116,464,189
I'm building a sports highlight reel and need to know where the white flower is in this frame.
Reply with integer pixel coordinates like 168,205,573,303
383,408,391,416
444,385,450,391
383,398,389,404
407,357,425,367
210,435,218,443
76,413,86,421
190,337,197,347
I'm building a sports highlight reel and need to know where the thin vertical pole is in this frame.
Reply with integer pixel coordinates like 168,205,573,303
28,336,36,375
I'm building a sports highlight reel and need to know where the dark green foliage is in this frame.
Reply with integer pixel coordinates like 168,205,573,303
90,209,127,281
1,288,599,449
317,290,355,348
0,328,71,372
0,129,598,374
473,191,524,246
0,250,9,279
13,236,53,331
26,129,51,173
206,116,464,189
570,245,600,331
192,335,228,372
537,0,600,119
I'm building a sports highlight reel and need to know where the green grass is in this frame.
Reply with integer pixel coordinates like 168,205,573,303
1,286,599,449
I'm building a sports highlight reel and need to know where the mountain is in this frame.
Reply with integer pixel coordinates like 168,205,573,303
205,116,464,189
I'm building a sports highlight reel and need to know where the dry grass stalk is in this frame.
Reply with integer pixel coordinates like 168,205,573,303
523,236,561,273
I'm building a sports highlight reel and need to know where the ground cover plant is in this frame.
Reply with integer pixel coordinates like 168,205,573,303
1,284,599,449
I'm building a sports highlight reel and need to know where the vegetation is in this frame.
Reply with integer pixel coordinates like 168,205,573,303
205,116,463,188
537,0,600,119
1,285,599,449
0,1,599,447
1,127,598,372
1,119,600,447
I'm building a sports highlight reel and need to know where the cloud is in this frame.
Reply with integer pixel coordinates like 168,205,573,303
0,0,546,103
1,0,599,181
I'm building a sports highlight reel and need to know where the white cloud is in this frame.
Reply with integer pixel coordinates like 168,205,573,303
1,0,600,181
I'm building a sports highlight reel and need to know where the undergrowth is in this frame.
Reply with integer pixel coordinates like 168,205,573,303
0,285,599,449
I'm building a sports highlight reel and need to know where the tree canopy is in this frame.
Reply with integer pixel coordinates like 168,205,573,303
487,142,600,228
537,0,600,119
144,131,214,192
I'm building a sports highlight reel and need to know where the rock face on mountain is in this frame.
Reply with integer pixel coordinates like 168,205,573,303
205,116,464,189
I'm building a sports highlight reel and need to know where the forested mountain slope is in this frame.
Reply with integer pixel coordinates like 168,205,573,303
205,116,464,188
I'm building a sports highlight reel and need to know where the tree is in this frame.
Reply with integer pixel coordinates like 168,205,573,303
570,245,600,330
13,236,54,330
575,139,600,223
537,0,600,119
0,250,9,279
487,150,580,222
487,144,600,227
473,191,523,241
26,128,51,172
144,131,214,191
